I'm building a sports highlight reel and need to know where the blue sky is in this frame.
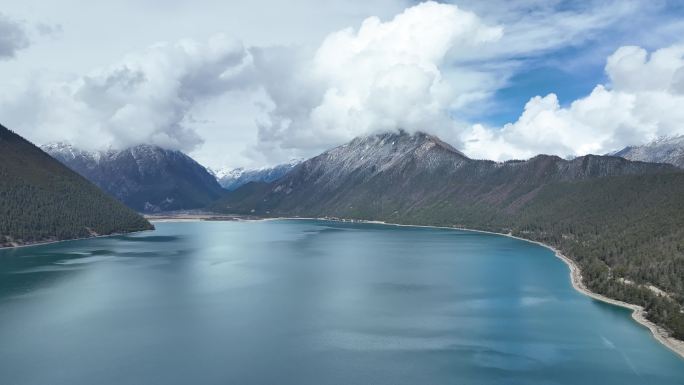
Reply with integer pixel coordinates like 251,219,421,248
468,0,684,125
485,58,606,126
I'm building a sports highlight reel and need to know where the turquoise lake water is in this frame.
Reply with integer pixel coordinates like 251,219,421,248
0,220,683,384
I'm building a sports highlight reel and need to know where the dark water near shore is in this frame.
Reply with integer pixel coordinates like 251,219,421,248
1,220,683,385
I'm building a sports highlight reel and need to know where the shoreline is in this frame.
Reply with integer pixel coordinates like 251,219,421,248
505,232,684,360
0,229,154,251
145,213,259,222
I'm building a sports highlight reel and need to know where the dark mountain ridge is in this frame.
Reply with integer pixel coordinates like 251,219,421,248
42,143,224,212
0,124,152,247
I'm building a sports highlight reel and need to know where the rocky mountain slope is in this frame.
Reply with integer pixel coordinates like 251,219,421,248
213,130,684,340
212,160,300,190
42,143,224,212
213,131,674,217
0,124,152,247
612,135,684,168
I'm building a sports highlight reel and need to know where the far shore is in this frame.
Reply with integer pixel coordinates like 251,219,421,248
0,212,242,250
144,212,261,222
0,229,154,251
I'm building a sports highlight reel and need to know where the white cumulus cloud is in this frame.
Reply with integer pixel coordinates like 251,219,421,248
463,43,684,160
0,35,255,152
253,1,502,162
4,1,682,168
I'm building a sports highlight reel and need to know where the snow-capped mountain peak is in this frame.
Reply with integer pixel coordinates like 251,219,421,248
612,134,684,168
40,142,223,212
212,159,302,190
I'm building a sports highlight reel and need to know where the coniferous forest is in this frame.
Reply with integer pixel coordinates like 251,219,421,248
0,124,153,247
355,174,684,340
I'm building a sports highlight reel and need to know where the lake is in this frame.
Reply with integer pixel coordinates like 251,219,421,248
1,220,683,385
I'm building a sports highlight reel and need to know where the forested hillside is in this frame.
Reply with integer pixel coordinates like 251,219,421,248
392,172,684,339
0,124,153,247
214,131,684,339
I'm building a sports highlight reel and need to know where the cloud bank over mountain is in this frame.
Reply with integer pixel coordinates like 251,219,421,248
253,1,502,161
1,2,506,161
1,36,254,152
2,1,684,167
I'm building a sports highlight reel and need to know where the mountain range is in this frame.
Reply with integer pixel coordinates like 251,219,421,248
611,135,684,168
212,131,675,217
211,159,301,190
213,130,684,340
0,124,152,247
42,143,225,212
45,133,684,217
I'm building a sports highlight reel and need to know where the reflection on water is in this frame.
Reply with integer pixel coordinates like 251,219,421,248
0,220,683,385
114,235,183,242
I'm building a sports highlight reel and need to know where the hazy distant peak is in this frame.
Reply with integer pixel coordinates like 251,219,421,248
213,160,302,190
611,134,684,168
